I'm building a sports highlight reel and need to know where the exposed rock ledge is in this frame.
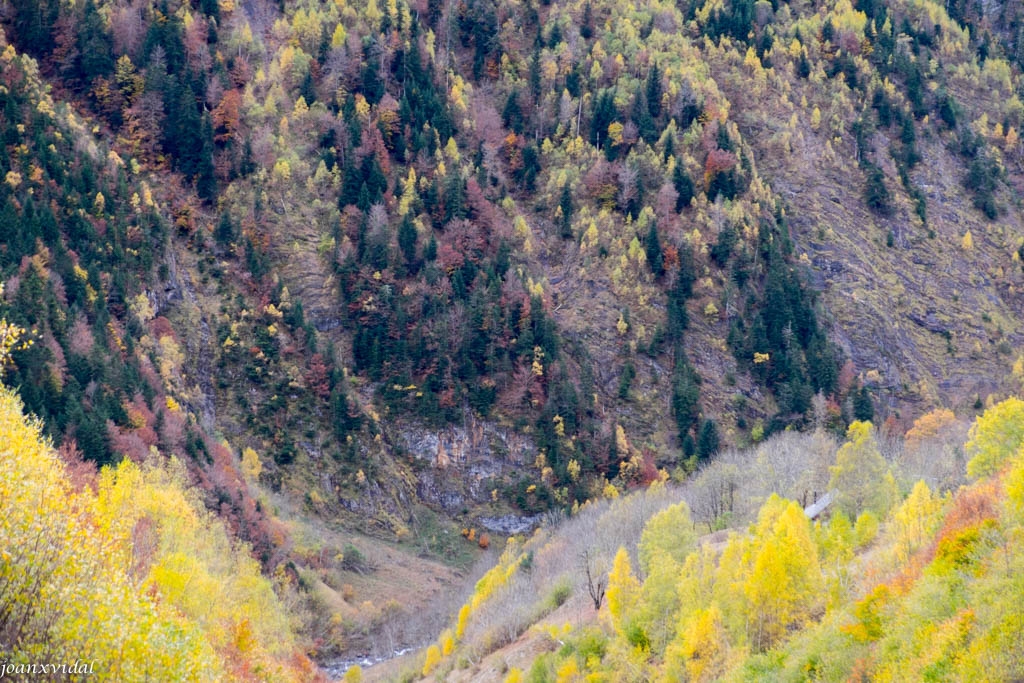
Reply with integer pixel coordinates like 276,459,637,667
478,514,545,535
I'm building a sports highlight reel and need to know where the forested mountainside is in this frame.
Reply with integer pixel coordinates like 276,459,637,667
1,0,1024,673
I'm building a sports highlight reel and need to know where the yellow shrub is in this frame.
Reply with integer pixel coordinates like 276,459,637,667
422,644,441,676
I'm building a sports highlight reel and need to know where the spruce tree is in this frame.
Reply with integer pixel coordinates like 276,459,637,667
559,182,574,239
502,91,524,134
645,223,664,278
398,214,419,272
590,90,617,147
673,162,695,211
214,212,235,246
646,63,662,118
697,419,720,459
195,113,217,203
200,0,220,20
853,386,874,422
78,0,114,84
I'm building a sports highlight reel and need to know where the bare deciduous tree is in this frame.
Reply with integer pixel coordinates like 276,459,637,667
581,549,605,610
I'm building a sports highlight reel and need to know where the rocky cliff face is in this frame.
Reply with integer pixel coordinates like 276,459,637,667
398,415,537,518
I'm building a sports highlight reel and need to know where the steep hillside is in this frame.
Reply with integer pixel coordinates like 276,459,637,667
742,43,1024,412
406,397,1024,682
3,0,1024,669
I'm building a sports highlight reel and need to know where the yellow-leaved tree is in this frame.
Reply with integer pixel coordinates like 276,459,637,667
422,644,441,676
711,531,754,641
672,604,730,683
817,510,855,607
637,501,697,572
743,496,822,651
885,480,945,565
829,421,896,517
1006,439,1024,522
965,397,1024,479
635,550,681,654
632,501,699,653
606,547,641,636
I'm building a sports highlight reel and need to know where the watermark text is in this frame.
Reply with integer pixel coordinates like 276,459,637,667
0,659,95,678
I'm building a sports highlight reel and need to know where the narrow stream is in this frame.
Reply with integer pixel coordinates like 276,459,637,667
321,645,424,679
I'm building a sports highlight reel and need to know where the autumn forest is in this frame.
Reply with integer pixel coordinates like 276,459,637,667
1,0,1024,677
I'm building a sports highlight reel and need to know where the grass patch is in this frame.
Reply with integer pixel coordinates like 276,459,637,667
405,506,478,569
547,577,572,610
